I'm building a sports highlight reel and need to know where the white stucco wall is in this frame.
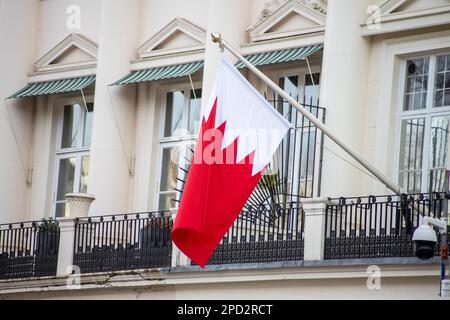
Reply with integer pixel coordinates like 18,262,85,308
87,0,142,215
0,0,40,223
37,0,102,58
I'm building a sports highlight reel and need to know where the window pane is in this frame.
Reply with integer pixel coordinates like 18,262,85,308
83,103,94,147
278,76,299,117
55,202,69,218
158,193,176,211
56,157,76,201
435,54,450,108
61,104,82,149
404,58,429,111
445,90,450,107
436,73,445,90
159,146,180,192
428,116,449,192
398,118,425,193
164,91,184,137
188,89,202,135
79,156,90,193
437,55,447,72
304,73,320,103
435,90,444,108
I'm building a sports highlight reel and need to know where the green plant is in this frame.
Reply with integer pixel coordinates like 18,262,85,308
37,218,59,233
257,172,279,189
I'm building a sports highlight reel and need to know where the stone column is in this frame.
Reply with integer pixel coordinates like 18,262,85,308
56,218,76,276
87,0,142,215
200,0,251,113
302,197,329,261
319,0,373,197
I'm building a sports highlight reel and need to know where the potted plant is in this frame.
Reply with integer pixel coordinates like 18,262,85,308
257,171,281,223
139,217,171,250
36,218,60,256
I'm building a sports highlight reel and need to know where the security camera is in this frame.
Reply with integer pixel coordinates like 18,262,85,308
412,224,437,260
412,216,447,260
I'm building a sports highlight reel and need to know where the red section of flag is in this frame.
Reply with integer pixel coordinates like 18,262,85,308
171,98,263,267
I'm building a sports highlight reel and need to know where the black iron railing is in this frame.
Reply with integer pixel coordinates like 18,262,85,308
0,220,60,279
201,201,304,265
73,212,172,273
324,193,445,260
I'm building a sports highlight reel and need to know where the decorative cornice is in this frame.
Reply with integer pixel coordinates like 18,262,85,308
257,0,327,25
249,0,326,42
137,17,206,59
35,33,97,70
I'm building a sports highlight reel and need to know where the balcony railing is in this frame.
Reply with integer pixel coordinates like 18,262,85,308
0,192,446,281
204,201,304,265
73,212,172,273
324,193,445,260
0,220,60,279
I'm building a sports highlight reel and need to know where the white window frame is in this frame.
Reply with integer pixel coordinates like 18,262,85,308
155,82,201,211
268,65,321,101
51,95,94,218
396,52,450,193
269,66,322,197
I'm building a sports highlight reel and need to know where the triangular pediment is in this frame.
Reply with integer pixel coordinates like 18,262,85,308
249,0,326,42
36,33,97,71
377,0,450,15
138,18,206,58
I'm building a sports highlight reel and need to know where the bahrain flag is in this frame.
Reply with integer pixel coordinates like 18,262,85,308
171,57,291,267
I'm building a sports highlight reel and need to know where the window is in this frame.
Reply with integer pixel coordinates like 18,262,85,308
398,54,450,193
54,102,94,217
157,88,201,210
274,72,321,198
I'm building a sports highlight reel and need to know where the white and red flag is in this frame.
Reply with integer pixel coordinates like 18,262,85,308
171,57,291,267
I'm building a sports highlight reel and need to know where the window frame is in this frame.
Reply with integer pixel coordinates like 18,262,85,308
155,82,202,211
51,95,94,218
267,64,322,198
396,52,450,193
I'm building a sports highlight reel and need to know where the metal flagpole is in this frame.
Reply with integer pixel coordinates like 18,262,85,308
211,33,403,195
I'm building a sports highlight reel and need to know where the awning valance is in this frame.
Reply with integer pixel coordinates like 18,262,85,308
8,75,96,99
113,61,204,86
235,44,323,68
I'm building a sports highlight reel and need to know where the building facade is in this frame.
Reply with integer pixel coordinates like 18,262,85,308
0,0,449,299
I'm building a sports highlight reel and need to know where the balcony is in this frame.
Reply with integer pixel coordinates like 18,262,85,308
0,191,444,281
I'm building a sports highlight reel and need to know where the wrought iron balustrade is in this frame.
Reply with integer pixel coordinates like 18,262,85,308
0,220,60,279
194,201,304,265
73,212,172,273
324,192,445,260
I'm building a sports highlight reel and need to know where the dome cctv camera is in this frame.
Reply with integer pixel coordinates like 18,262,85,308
412,224,438,260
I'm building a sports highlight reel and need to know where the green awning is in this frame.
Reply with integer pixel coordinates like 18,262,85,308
8,75,96,99
113,61,204,85
235,44,323,68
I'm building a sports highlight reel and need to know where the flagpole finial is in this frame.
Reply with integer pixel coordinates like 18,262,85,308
211,33,224,52
211,33,222,44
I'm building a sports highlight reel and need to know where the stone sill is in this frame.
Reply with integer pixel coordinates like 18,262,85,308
167,257,441,273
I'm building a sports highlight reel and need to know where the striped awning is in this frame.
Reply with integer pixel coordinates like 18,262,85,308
236,44,323,68
8,75,96,99
113,61,204,85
